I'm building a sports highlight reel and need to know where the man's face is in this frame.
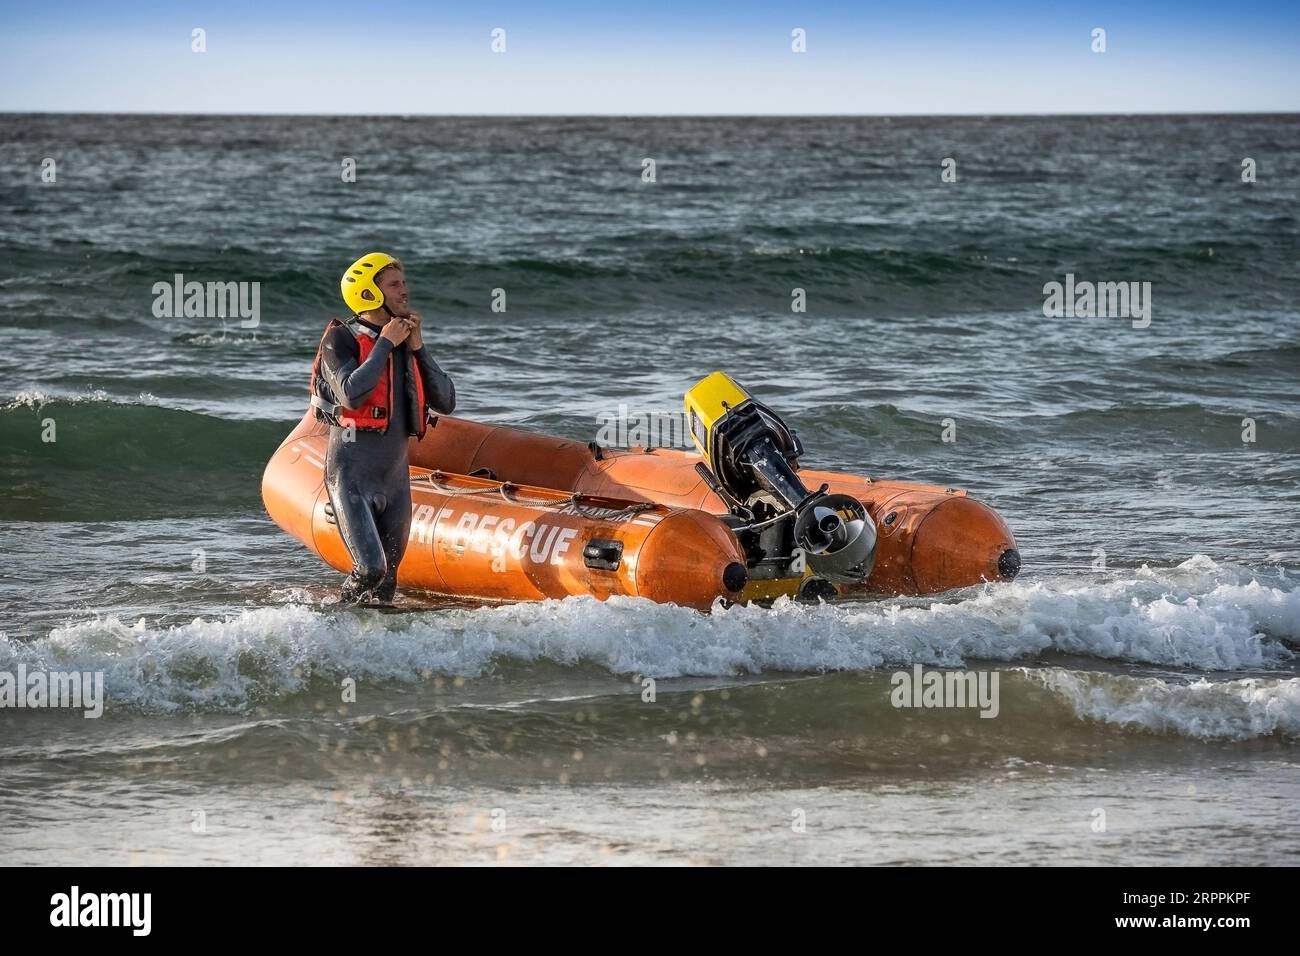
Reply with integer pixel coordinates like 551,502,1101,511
376,268,409,315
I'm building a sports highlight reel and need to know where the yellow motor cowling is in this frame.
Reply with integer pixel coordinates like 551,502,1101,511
684,371,751,460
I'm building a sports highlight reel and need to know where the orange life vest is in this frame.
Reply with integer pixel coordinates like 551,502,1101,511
309,318,430,438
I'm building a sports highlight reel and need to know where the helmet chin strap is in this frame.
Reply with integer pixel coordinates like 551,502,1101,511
354,308,384,331
355,300,405,334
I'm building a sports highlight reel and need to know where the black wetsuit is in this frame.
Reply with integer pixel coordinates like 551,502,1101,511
318,318,456,602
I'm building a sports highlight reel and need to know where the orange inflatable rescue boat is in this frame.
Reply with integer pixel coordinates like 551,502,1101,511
262,372,1020,609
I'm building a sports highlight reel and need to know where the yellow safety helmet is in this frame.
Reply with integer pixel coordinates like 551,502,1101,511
340,252,401,315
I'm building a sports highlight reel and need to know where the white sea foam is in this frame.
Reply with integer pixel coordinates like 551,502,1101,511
6,388,161,410
2,556,1294,714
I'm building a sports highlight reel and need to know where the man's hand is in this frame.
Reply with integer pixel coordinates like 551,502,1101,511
404,311,424,350
380,317,411,346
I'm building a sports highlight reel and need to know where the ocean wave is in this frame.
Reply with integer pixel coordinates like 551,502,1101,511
1030,667,1300,740
5,388,162,410
781,399,1300,454
5,234,1286,324
3,556,1293,717
0,394,287,520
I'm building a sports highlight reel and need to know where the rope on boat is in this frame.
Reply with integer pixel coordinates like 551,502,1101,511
421,471,660,520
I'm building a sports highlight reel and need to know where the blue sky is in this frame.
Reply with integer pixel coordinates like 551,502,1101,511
2,1,1297,114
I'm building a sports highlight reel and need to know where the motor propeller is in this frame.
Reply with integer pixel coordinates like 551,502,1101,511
792,492,876,583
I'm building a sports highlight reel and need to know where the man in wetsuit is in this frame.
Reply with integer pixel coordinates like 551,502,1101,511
309,252,456,604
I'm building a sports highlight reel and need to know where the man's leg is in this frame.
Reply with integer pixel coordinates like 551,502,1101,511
326,479,388,603
372,487,412,604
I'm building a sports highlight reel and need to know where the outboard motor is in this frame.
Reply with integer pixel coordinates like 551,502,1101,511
684,372,877,591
